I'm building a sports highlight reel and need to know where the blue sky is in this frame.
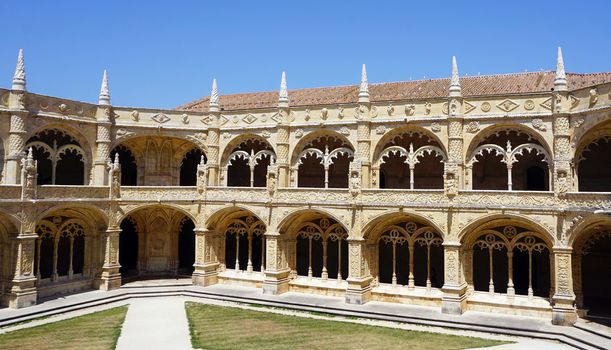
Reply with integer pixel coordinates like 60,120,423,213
1,0,609,109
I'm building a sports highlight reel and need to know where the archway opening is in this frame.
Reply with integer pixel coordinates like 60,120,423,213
293,217,348,280
467,224,551,299
119,217,139,276
374,220,443,289
178,217,195,274
578,138,611,192
226,139,275,187
27,129,87,185
34,218,87,283
469,130,549,191
581,232,611,317
296,136,354,189
376,131,445,190
180,148,206,186
111,145,137,186
224,215,265,272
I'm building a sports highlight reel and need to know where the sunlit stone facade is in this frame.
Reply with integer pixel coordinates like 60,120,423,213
1,48,610,326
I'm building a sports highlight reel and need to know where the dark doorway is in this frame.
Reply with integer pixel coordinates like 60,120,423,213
119,218,138,276
178,218,195,274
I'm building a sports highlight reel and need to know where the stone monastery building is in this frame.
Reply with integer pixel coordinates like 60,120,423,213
0,48,610,327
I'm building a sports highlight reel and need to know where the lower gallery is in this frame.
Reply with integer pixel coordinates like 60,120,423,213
1,48,610,328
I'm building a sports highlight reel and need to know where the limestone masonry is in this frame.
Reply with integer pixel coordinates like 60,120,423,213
1,48,610,327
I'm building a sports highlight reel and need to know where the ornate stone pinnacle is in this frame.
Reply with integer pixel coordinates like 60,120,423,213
279,71,289,107
449,56,462,97
209,78,219,112
12,49,26,91
358,64,370,103
99,70,111,105
554,47,567,91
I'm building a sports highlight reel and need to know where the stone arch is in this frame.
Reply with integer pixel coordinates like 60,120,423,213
26,127,93,185
573,119,611,192
362,211,444,289
33,207,103,289
277,208,350,281
372,126,448,163
118,205,196,278
290,130,355,188
0,211,19,304
458,214,554,247
111,136,206,186
119,204,196,226
205,206,267,274
460,215,553,299
362,210,446,241
290,130,355,166
571,217,611,316
110,144,138,186
276,208,348,235
465,124,552,191
26,123,94,162
220,134,276,187
372,127,447,190
36,204,109,230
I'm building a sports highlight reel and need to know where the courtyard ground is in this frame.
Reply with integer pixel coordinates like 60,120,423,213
185,301,505,350
0,305,126,350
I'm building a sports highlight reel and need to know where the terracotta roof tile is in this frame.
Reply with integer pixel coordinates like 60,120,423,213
177,71,611,112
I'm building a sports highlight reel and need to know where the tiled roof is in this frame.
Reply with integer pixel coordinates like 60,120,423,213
177,71,611,112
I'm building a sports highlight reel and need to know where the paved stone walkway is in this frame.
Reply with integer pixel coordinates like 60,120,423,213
116,297,192,350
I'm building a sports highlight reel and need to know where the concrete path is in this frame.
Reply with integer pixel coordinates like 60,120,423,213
116,297,192,350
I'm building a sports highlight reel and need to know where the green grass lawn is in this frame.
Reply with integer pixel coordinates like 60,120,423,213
185,302,507,350
0,306,127,350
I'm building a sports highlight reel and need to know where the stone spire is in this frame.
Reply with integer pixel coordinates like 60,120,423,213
449,56,461,97
209,78,219,112
278,71,289,108
358,64,370,103
554,47,567,92
12,49,26,91
98,70,111,106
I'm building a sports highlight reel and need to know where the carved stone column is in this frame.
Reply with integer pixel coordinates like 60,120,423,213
345,238,372,304
207,124,220,186
5,110,28,185
356,118,371,188
94,119,112,186
551,247,577,325
276,109,290,188
446,116,464,192
8,230,37,308
192,228,219,286
441,241,468,314
97,228,121,291
552,102,572,195
263,231,291,295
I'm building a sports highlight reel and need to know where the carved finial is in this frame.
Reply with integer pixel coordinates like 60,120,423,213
113,152,120,165
12,49,26,91
449,56,461,97
99,70,111,105
359,64,370,103
554,47,567,92
199,154,206,166
209,78,219,112
279,71,289,108
27,146,34,161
